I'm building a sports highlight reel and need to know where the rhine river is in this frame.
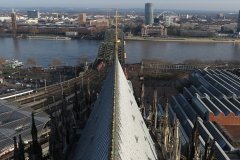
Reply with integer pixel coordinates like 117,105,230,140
1,37,240,67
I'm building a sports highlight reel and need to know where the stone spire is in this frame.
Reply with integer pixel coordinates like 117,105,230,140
164,99,169,119
153,89,158,129
18,134,25,160
49,112,55,159
203,137,215,160
13,136,18,160
29,112,42,160
203,137,211,160
162,100,170,150
73,83,80,121
188,118,200,160
208,139,215,160
172,114,181,160
49,112,61,160
87,78,91,102
31,112,38,142
140,60,144,76
121,32,127,78
140,82,145,118
61,94,69,146
147,89,158,130
121,29,127,66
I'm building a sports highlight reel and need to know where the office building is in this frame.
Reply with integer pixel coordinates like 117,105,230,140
145,3,153,25
153,17,160,25
27,10,40,19
237,10,240,32
141,25,167,37
165,16,180,27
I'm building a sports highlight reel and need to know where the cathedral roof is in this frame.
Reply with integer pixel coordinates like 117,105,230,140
71,58,157,160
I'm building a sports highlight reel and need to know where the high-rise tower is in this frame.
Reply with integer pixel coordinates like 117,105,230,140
27,10,40,19
145,3,153,25
237,10,240,32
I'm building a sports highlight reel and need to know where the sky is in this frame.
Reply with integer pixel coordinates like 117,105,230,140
1,0,240,11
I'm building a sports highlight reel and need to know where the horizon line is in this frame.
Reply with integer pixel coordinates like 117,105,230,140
0,6,239,13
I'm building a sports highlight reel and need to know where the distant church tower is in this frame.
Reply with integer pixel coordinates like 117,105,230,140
11,9,17,38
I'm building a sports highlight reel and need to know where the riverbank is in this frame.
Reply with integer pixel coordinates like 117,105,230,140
125,36,240,43
0,33,104,40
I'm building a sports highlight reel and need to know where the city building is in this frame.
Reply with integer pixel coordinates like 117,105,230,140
79,13,87,24
89,18,109,28
165,16,174,26
153,17,160,25
0,16,11,22
222,23,236,33
237,10,240,32
165,16,180,27
180,22,198,30
179,29,215,37
27,10,40,19
145,3,153,25
217,13,225,19
141,25,167,37
65,31,78,37
25,19,38,24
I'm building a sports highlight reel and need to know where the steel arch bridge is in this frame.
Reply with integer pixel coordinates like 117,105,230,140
157,11,177,19
95,29,126,66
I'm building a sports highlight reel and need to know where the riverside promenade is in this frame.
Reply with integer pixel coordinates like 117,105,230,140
125,36,240,43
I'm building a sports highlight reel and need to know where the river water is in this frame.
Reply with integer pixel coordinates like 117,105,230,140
1,37,240,67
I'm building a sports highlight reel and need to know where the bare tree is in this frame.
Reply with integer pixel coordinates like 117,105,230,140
0,57,5,65
26,57,37,67
77,55,90,65
51,58,63,67
183,59,202,65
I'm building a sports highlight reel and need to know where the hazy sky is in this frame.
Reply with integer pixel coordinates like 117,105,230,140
1,0,240,11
